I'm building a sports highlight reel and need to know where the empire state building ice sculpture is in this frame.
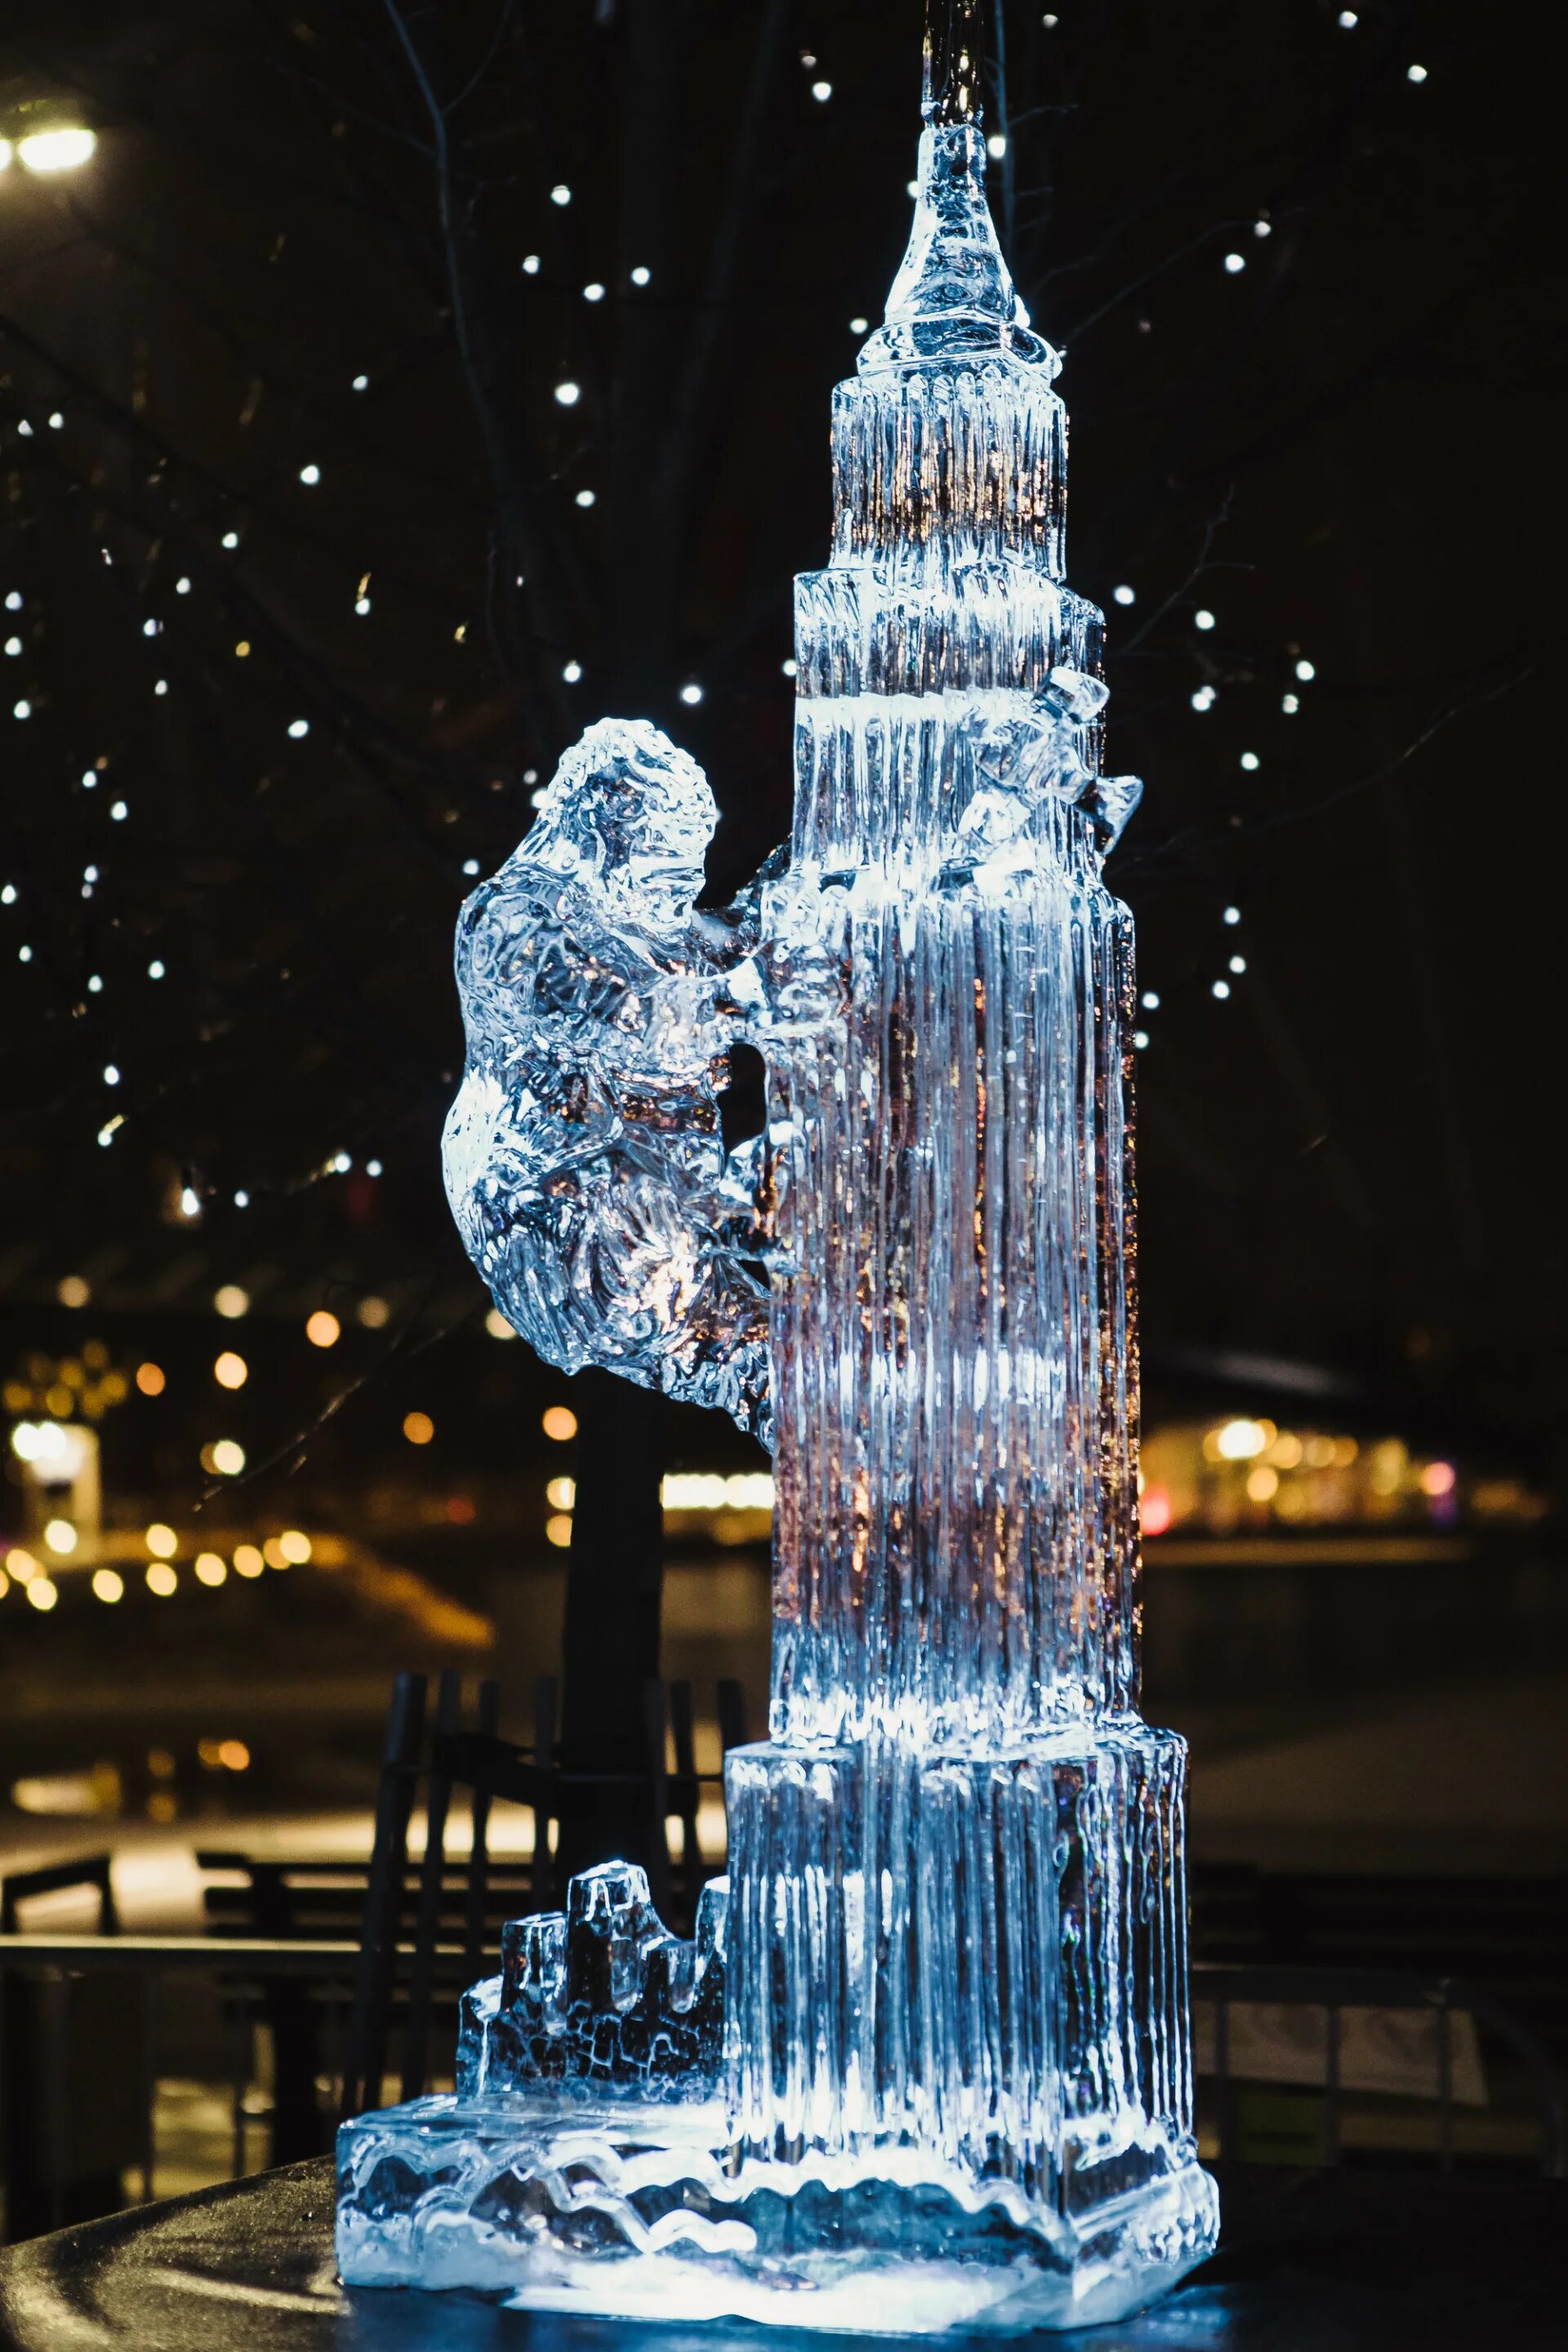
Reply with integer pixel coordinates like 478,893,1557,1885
336,13,1219,2331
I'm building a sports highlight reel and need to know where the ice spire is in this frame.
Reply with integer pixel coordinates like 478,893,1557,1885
862,0,1054,371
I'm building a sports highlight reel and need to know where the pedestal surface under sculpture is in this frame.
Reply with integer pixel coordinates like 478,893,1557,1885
338,11,1217,2328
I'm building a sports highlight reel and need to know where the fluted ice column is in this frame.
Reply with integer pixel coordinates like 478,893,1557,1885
763,118,1137,1749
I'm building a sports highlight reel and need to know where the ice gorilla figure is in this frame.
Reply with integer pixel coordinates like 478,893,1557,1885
442,719,774,1443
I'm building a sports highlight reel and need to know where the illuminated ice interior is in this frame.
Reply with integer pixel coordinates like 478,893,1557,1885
339,7,1218,2328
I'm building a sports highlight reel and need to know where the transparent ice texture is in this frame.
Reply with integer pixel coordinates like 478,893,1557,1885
442,719,773,1442
351,91,1217,2332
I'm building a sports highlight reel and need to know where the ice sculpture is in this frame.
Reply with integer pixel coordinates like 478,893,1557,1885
340,2,1218,2327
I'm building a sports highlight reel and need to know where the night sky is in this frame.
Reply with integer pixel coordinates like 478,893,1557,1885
0,0,1557,1506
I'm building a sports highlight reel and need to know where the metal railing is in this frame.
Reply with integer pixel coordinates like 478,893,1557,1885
1193,1962,1568,2176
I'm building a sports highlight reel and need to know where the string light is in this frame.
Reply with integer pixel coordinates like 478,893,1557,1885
287,718,310,738
1223,252,1245,274
1239,751,1260,770
550,184,571,205
1212,979,1232,1000
1407,63,1428,83
563,660,582,683
1194,609,1215,630
630,265,651,286
1191,686,1216,711
811,81,832,102
214,1285,250,1317
1229,954,1247,974
522,254,541,274
583,283,605,303
305,1310,340,1348
1294,658,1316,680
1223,906,1241,925
555,381,581,407
679,683,704,705
352,373,369,390
1111,584,1135,605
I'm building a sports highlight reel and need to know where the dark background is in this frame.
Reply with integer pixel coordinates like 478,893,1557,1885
0,0,1560,1826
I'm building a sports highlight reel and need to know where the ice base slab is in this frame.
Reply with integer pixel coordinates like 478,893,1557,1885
336,2092,1218,2334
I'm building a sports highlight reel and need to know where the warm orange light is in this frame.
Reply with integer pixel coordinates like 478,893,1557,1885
145,1522,177,1558
214,1351,247,1389
403,1410,434,1446
194,1552,227,1586
218,1739,251,1771
305,1310,341,1348
278,1529,311,1564
545,1512,573,1548
136,1361,167,1396
1141,1486,1173,1537
233,1544,265,1578
541,1405,577,1442
145,1561,178,1597
1420,1460,1456,1497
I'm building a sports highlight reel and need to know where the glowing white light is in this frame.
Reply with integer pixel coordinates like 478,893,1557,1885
287,718,310,738
1229,954,1246,974
1407,62,1428,82
987,133,1007,158
679,683,704,706
1215,1418,1269,1460
782,657,798,677
18,127,97,173
4,638,20,657
49,413,65,429
176,577,190,594
110,800,127,819
1194,609,1215,630
811,81,832,101
563,660,582,683
1239,751,1260,770
1112,584,1135,605
180,1186,200,1218
630,265,651,286
299,463,321,485
1223,905,1241,924
1141,991,1160,1010
353,373,369,390
208,1438,245,1476
221,531,238,549
366,1159,383,1178
234,1190,249,1207
148,958,165,978
550,183,571,205
849,316,868,335
154,680,168,697
1339,9,1358,23
104,1064,120,1086
463,858,479,875
1212,979,1232,1000
1191,686,1216,711
521,254,541,274
1254,219,1272,238
0,884,12,902
1133,1030,1149,1050
18,946,32,961
575,488,595,507
583,282,605,302
1223,252,1245,274
1295,657,1315,680
87,973,102,992
355,596,371,614
14,701,31,720
3,594,18,610
554,381,580,407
